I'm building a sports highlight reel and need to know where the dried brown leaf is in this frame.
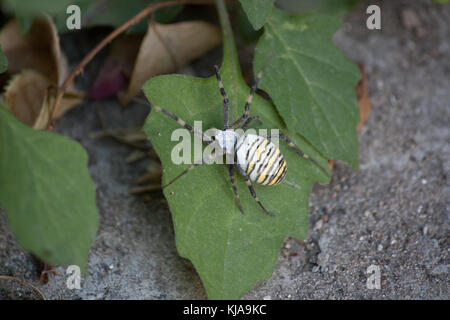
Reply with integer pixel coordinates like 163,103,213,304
0,17,61,84
4,70,83,129
0,17,83,128
124,21,222,104
3,71,51,127
126,149,148,163
129,184,161,194
356,63,371,132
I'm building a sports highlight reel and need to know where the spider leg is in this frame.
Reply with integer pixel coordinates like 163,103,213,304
240,115,263,130
163,151,222,188
242,173,275,217
264,133,331,178
231,69,263,129
152,105,212,143
214,65,230,130
228,164,245,214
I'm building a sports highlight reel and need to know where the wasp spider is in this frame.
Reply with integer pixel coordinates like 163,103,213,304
152,65,330,216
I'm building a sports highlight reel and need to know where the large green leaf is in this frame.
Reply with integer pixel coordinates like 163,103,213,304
0,45,7,73
254,9,361,168
0,106,98,271
143,0,330,299
238,0,276,30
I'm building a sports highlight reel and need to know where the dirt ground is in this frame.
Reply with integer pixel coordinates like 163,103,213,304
0,0,448,299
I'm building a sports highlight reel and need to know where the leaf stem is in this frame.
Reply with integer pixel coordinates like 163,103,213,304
215,0,239,72
47,0,218,130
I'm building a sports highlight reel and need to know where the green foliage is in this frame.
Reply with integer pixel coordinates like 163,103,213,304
81,0,183,33
277,0,362,17
235,3,263,43
3,0,86,33
0,106,98,271
238,0,276,30
0,45,7,73
254,9,361,168
143,0,331,299
431,0,449,4
3,0,182,33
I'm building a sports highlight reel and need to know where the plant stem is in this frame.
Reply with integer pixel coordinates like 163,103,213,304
47,0,217,130
215,0,242,120
215,0,239,70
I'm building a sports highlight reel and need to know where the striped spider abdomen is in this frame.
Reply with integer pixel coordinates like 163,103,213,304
235,134,287,186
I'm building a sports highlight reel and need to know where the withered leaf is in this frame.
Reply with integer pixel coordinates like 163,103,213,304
356,63,371,132
4,70,83,129
0,17,83,129
0,17,61,84
125,21,222,103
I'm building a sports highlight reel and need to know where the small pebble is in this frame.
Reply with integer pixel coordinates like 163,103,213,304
421,179,427,185
263,295,271,300
430,264,447,275
314,219,323,231
376,79,384,90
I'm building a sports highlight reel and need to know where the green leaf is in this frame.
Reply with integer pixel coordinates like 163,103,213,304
0,45,7,73
0,106,98,271
3,0,82,33
235,2,263,43
254,9,361,168
143,0,329,299
4,0,182,33
277,0,362,17
238,0,276,30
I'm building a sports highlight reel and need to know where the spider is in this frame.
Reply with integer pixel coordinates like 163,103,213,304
152,65,330,216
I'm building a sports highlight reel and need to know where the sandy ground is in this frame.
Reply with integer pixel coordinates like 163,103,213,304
0,0,448,299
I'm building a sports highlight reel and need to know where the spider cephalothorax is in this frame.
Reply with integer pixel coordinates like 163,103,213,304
152,65,329,216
